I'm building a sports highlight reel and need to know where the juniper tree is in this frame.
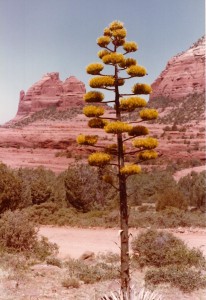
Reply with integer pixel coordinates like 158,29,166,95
77,21,158,299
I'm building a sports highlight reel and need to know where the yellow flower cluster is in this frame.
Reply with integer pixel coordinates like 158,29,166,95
139,108,158,120
133,137,158,149
113,39,126,47
98,49,110,59
88,152,111,167
123,41,138,52
86,63,104,75
104,121,132,134
83,105,105,117
102,53,125,65
83,91,104,103
120,97,147,112
104,27,112,36
97,36,111,47
112,28,127,39
88,118,108,128
117,78,125,86
128,125,149,137
89,76,115,88
109,20,124,31
101,22,127,47
76,134,98,146
126,65,147,77
132,83,152,95
102,174,114,184
120,164,141,175
119,58,137,69
139,150,158,160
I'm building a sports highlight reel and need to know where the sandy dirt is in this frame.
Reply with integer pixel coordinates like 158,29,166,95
39,226,206,259
1,227,205,300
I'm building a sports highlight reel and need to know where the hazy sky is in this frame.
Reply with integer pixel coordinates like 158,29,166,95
0,0,205,124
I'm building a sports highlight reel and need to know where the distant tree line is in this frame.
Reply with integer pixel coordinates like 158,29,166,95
0,162,205,215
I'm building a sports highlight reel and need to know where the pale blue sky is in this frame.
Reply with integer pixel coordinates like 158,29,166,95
0,0,205,124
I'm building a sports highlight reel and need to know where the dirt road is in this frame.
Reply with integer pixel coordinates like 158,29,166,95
39,226,206,259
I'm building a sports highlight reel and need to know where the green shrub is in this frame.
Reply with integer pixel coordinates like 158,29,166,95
18,167,57,206
130,207,206,228
145,265,206,292
155,186,188,211
34,236,58,261
64,164,115,212
25,203,77,226
0,163,22,213
0,210,58,259
131,229,205,268
128,171,177,206
178,171,206,209
0,210,38,252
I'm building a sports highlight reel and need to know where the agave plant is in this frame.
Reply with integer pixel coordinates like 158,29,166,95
101,286,162,300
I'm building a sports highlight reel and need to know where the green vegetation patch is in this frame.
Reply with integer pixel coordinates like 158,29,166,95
132,229,206,293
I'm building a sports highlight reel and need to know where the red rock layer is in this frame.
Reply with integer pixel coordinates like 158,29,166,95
150,36,205,101
16,72,86,116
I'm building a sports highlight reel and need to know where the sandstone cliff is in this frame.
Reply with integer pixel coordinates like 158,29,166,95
16,72,86,117
149,36,205,102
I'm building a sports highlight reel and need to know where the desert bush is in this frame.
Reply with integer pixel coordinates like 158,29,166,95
127,171,177,206
155,186,188,211
0,163,22,213
0,210,38,252
25,202,206,228
178,171,206,209
25,203,114,227
192,171,206,210
64,164,116,212
46,256,62,268
97,251,120,264
131,229,205,268
18,167,58,206
130,207,206,228
25,203,77,225
65,258,119,284
0,210,58,259
31,179,53,205
145,265,206,292
62,276,80,289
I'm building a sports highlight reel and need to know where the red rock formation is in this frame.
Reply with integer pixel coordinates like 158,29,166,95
149,36,205,102
16,72,86,116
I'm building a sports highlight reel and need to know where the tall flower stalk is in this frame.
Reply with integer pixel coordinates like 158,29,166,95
77,20,158,300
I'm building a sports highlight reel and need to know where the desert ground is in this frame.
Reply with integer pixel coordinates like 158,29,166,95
0,226,205,300
39,226,206,259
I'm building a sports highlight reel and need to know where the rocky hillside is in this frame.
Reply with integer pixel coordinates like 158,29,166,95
148,36,205,126
149,36,205,103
